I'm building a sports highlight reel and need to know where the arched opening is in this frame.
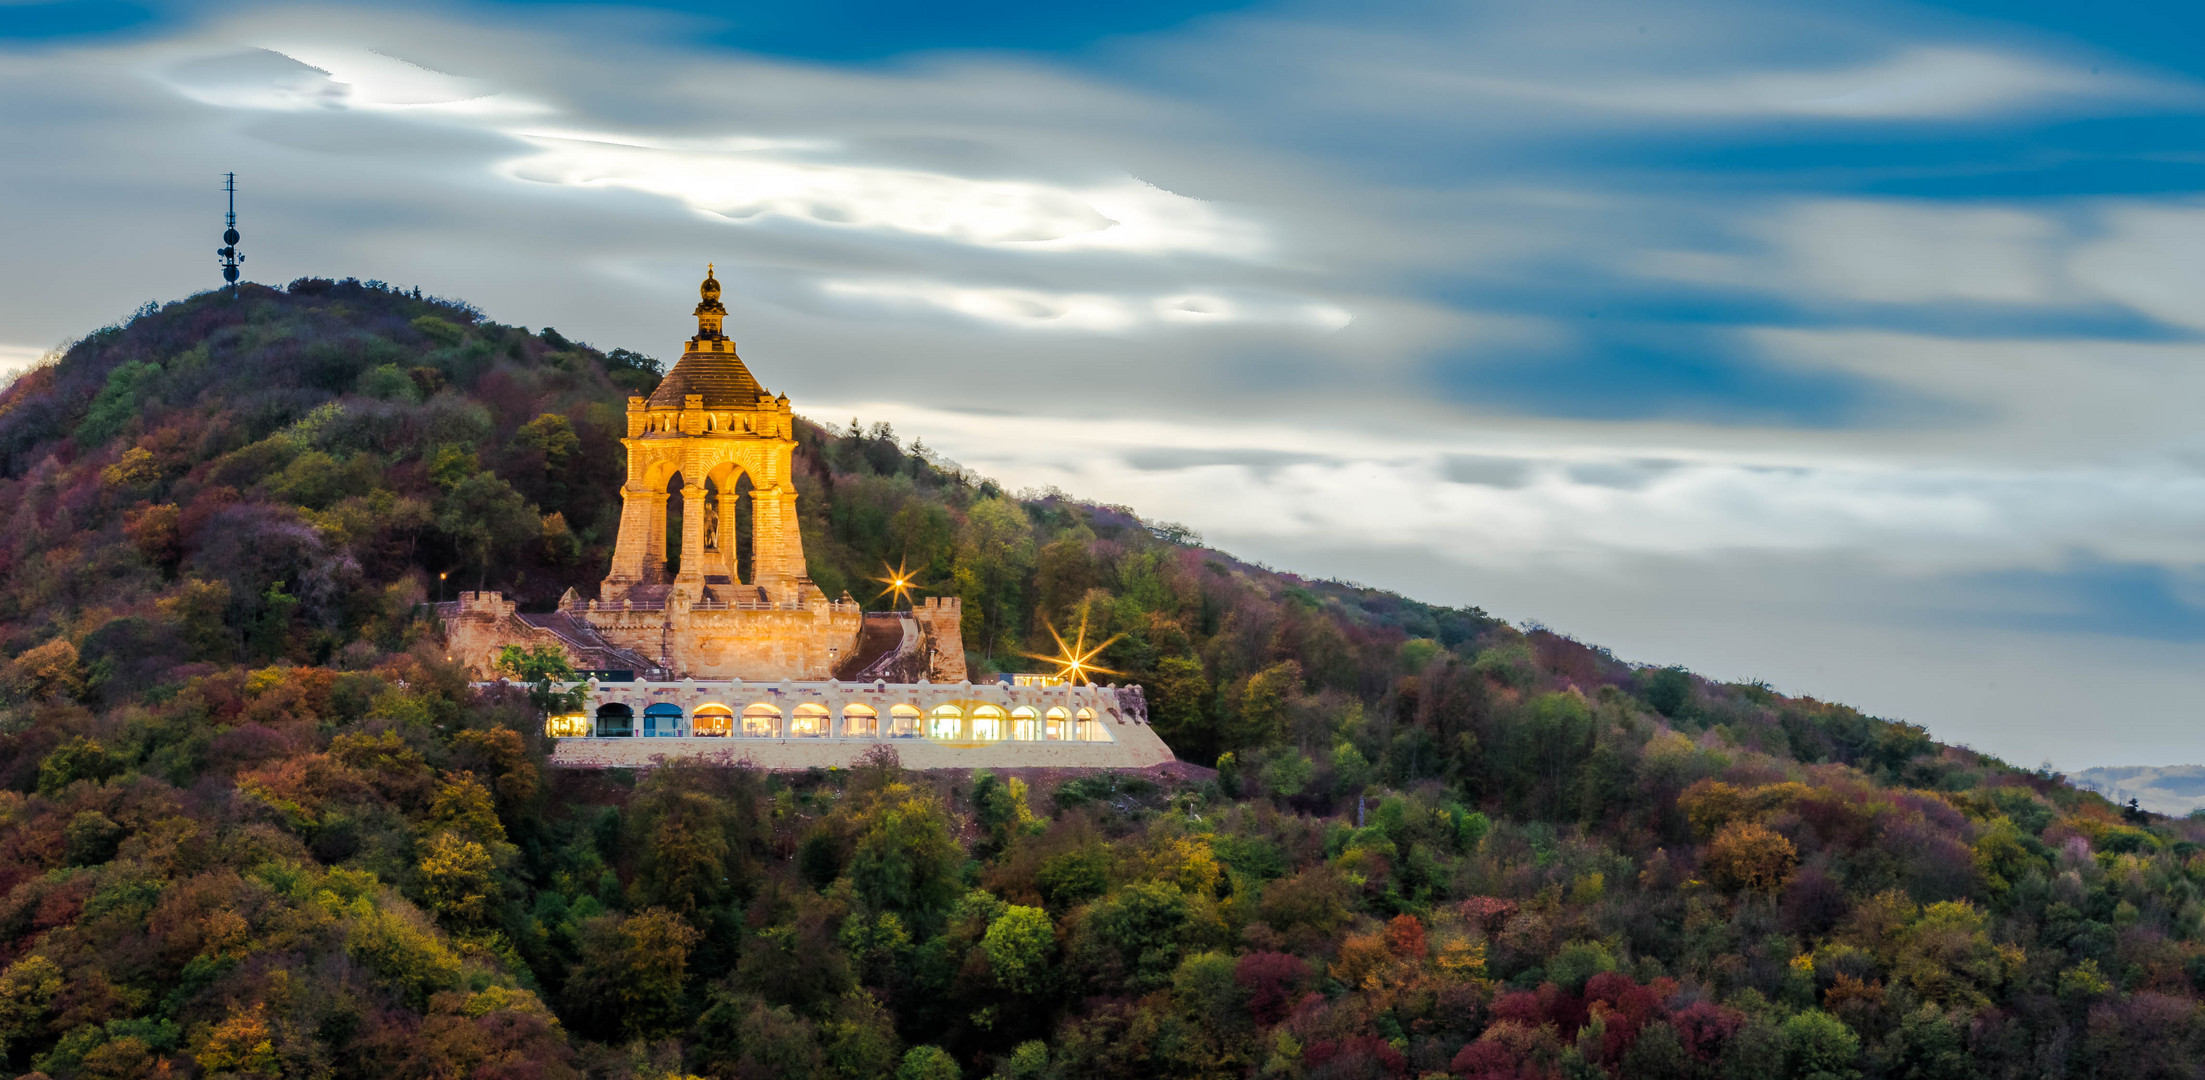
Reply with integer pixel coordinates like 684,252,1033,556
971,704,1006,742
1072,708,1113,742
791,703,830,737
596,703,634,738
643,702,684,738
733,470,755,587
1011,706,1040,742
547,712,590,738
693,704,734,737
889,704,922,738
843,704,878,737
741,702,781,737
928,704,963,740
662,471,686,579
1044,706,1069,741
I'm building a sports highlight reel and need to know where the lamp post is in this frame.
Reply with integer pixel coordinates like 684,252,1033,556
438,571,448,603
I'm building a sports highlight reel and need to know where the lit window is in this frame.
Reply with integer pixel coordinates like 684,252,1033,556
692,705,734,737
1011,706,1040,741
742,703,781,737
792,703,831,737
929,704,963,740
843,704,878,737
972,705,1006,741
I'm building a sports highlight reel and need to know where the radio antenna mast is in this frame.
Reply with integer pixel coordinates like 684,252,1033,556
217,173,243,297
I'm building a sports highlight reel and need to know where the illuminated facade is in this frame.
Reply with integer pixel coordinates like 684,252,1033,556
444,268,1174,769
441,268,966,684
543,676,1176,771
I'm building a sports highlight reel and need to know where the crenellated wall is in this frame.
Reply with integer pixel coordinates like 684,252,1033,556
913,596,967,682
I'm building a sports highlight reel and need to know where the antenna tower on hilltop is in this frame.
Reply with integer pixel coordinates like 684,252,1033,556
217,172,243,297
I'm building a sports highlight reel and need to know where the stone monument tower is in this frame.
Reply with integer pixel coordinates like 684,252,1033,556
602,266,813,607
441,267,965,684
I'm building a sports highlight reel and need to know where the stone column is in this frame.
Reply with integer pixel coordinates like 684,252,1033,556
717,487,741,584
750,485,788,600
643,493,670,582
603,485,658,594
676,484,708,586
747,485,807,601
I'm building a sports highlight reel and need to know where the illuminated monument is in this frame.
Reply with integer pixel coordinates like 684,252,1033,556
443,269,1171,770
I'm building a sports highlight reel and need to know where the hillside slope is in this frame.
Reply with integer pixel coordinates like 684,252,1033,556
0,281,2200,1080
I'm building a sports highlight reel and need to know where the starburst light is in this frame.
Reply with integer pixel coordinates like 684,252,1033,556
1025,612,1125,686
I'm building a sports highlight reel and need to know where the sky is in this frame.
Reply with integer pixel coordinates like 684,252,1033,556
3,0,2203,771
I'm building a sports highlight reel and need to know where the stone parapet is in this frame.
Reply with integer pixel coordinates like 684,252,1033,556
550,734,1173,771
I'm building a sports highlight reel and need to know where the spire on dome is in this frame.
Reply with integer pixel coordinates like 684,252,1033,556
694,264,727,339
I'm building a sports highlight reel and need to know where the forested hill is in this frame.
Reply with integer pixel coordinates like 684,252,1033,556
0,278,2199,1080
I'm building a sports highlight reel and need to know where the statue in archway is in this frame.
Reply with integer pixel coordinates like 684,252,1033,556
703,485,720,552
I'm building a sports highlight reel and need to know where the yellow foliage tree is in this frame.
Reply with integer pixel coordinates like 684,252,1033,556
418,831,498,924
193,1002,277,1076
1703,821,1797,893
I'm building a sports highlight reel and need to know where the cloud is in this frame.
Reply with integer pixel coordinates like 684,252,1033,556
1453,47,2160,121
819,278,1351,332
2071,202,2205,332
1765,200,2066,304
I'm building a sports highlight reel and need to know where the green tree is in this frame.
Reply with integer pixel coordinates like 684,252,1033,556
436,472,538,588
953,496,1035,661
848,783,963,925
567,908,703,1041
1080,881,1193,993
983,905,1056,996
897,1045,961,1080
823,991,903,1080
0,954,62,1062
1230,661,1301,750
1781,1010,1861,1080
77,359,161,446
630,770,743,914
1148,656,1214,762
37,736,120,795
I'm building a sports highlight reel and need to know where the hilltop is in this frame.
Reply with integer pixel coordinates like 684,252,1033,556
0,279,2200,1080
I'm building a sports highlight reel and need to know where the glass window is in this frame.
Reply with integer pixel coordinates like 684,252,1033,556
928,705,963,740
741,703,781,737
843,704,878,737
889,704,922,738
692,705,734,737
644,703,684,737
596,704,634,738
1045,706,1069,741
971,705,1006,741
792,704,830,737
546,713,590,738
1011,706,1040,741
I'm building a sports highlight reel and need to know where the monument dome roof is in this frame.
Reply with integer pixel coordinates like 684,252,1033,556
647,348,768,409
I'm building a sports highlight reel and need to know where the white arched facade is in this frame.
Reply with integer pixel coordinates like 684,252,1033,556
539,677,1174,770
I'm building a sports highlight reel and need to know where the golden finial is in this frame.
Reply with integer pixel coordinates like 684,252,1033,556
695,262,727,338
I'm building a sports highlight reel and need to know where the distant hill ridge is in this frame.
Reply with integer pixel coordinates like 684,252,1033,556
2074,765,2205,816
